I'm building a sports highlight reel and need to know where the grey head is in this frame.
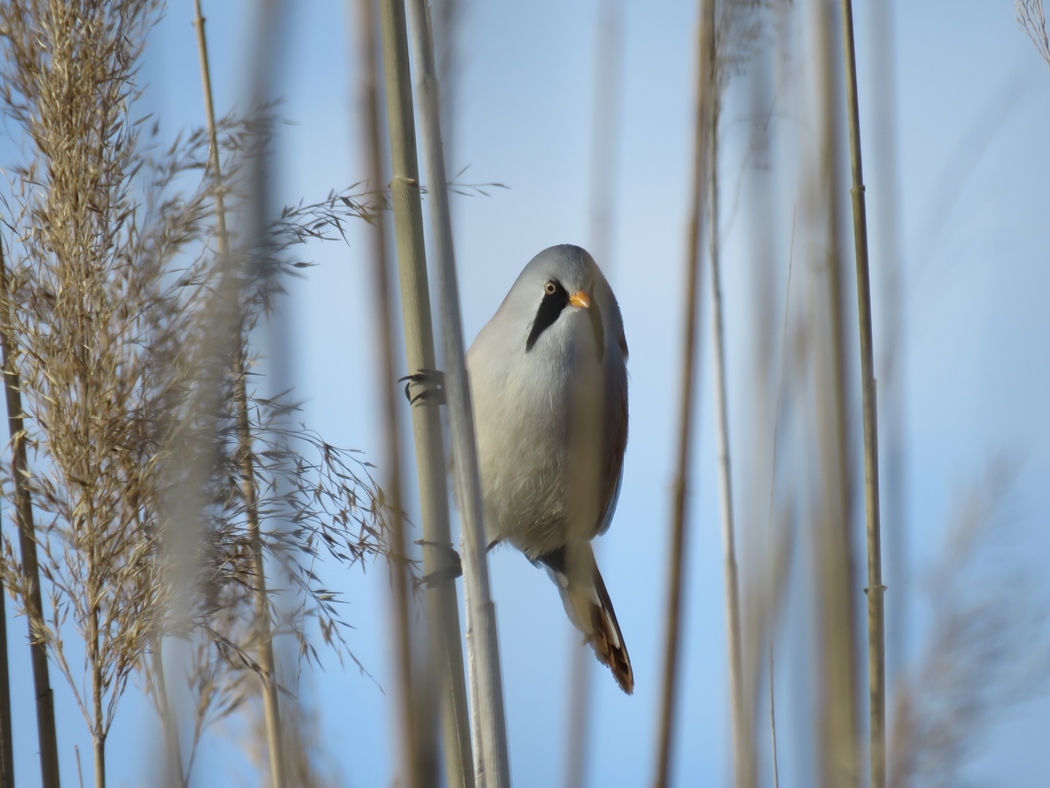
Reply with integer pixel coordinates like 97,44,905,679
487,244,627,364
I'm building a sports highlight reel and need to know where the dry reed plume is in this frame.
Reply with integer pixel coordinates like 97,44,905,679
0,2,393,784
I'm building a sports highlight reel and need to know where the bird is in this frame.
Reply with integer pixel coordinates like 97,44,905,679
465,244,633,694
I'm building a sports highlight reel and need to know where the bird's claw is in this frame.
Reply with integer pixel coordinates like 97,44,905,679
400,369,446,406
416,539,462,588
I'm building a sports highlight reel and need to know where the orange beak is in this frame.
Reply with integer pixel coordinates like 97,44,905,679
568,290,591,309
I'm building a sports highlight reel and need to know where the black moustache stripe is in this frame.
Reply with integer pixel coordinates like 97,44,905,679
525,279,605,360
526,280,569,351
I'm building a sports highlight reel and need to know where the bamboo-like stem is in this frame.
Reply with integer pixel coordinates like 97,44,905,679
375,0,478,786
403,0,510,785
0,240,61,788
838,1,886,786
815,3,861,784
351,0,434,784
192,5,286,786
653,4,714,784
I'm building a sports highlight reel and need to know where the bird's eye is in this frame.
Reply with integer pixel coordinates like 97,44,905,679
544,281,557,295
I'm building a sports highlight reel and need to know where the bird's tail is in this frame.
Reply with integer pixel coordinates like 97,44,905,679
540,541,634,694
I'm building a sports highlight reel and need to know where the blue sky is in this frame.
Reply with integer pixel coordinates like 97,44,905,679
4,0,1050,785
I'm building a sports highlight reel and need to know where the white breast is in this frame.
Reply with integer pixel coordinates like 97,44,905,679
467,307,606,558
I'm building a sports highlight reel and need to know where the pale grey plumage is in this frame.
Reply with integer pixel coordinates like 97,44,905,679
466,244,633,693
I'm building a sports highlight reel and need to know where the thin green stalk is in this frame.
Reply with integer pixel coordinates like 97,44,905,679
404,0,509,784
192,4,286,786
839,1,886,785
350,0,433,784
375,0,475,785
653,3,714,784
0,239,61,788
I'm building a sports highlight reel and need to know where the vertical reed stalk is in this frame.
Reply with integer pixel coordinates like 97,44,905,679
707,74,750,788
351,0,434,784
869,0,906,702
838,1,886,785
654,2,714,783
765,215,798,788
815,2,861,784
192,5,286,786
0,239,61,788
404,0,510,785
565,2,626,782
150,639,184,787
375,0,477,784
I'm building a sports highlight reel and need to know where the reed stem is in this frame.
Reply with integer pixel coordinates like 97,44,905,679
653,3,715,783
375,0,478,783
838,1,886,785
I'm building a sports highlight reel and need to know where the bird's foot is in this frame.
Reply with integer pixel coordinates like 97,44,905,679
400,369,446,406
416,539,462,588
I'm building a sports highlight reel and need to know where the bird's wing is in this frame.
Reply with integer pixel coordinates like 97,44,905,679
593,351,628,538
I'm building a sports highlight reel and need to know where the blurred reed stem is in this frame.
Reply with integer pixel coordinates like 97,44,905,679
838,0,886,785
868,0,906,704
653,2,714,784
375,0,477,784
0,238,60,788
404,0,511,784
706,54,751,788
149,638,184,787
565,2,627,782
352,0,442,783
814,2,861,784
192,4,286,785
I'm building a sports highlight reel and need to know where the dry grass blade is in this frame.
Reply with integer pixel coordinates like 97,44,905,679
1017,0,1050,68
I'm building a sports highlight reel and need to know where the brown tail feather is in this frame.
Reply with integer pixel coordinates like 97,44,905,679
543,541,634,694
588,566,634,694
